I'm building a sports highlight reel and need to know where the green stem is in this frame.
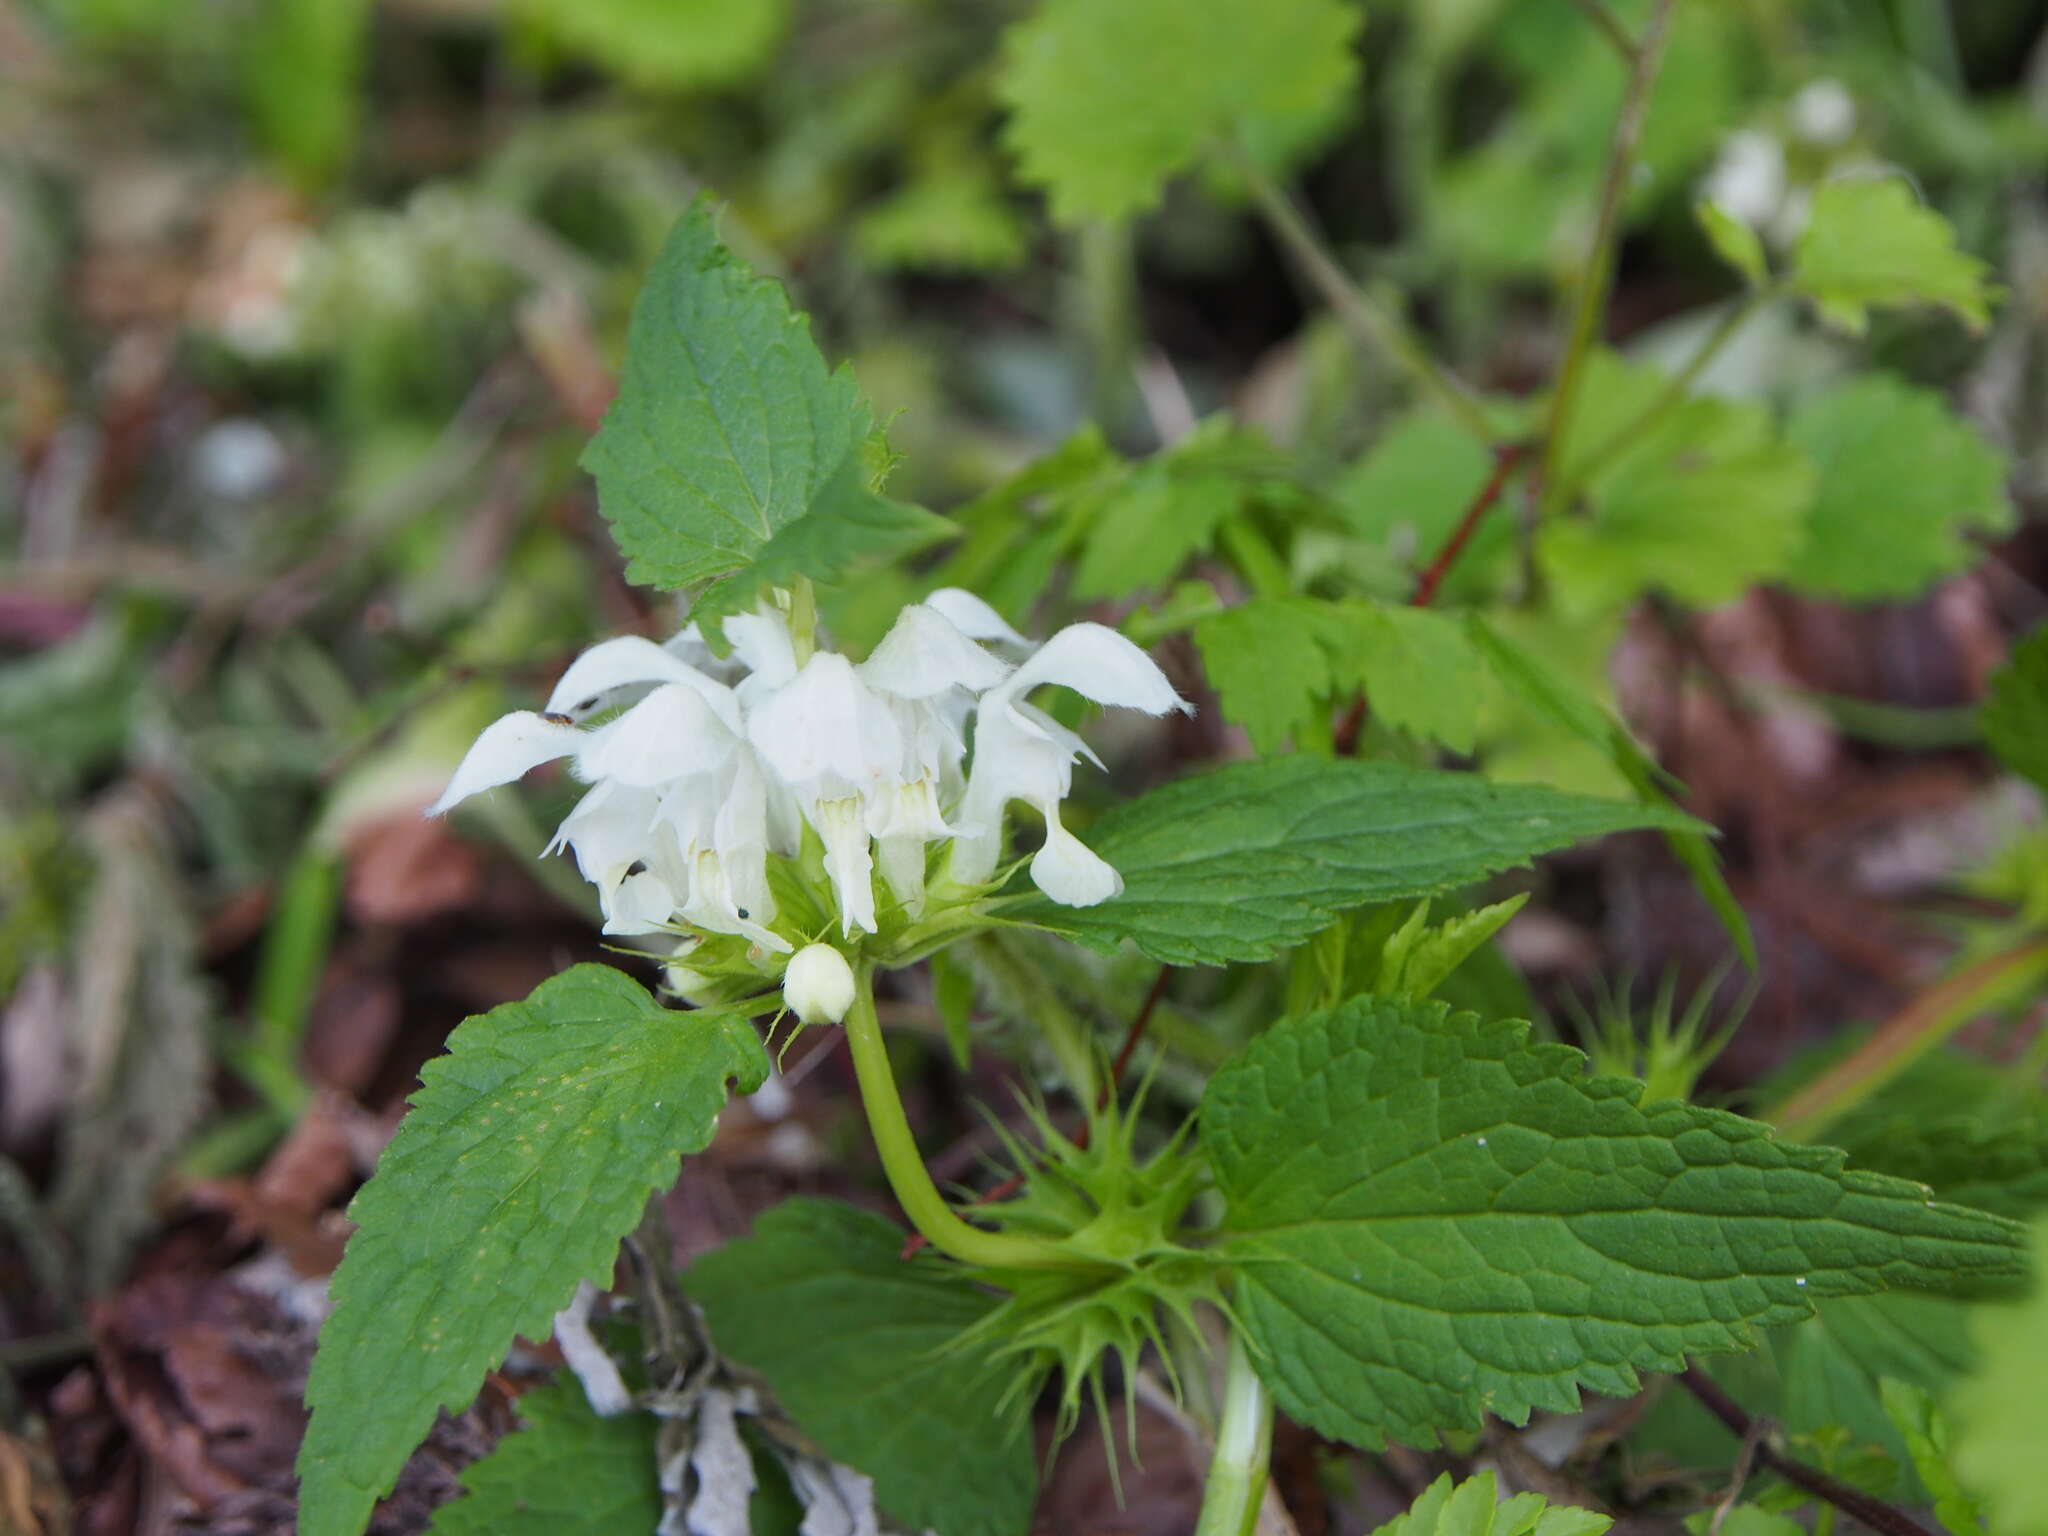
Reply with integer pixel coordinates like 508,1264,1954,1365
1556,282,1780,502
841,967,1065,1269
1534,0,1680,519
1561,0,1638,61
1227,136,1495,445
1194,1330,1276,1536
1767,935,2048,1144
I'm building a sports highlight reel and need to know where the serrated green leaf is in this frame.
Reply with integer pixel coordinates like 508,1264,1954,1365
1790,177,1996,336
1783,376,2012,601
1542,377,1815,616
684,1199,1036,1536
1983,627,2048,794
1951,1220,2048,1536
1880,1378,1989,1536
1370,1471,1612,1536
1333,411,1513,602
1010,757,1698,967
1071,421,1288,601
582,202,940,612
1193,599,1334,753
297,966,768,1536
998,0,1362,222
1466,615,1755,969
1203,996,2026,1450
1344,604,1486,754
1697,200,1768,287
516,0,790,91
425,1381,659,1536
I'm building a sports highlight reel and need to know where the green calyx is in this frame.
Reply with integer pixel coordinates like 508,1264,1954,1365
962,1087,1225,1438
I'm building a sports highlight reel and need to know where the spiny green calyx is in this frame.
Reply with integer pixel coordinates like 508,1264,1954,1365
959,1087,1224,1440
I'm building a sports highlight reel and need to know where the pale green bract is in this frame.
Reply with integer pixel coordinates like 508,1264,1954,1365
1202,996,2027,1450
1012,757,1697,966
684,1199,1038,1536
998,0,1362,222
295,966,768,1536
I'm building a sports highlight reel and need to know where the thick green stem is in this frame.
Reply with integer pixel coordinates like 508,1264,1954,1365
1228,137,1495,445
1194,1331,1276,1536
841,967,1064,1269
1534,0,1680,519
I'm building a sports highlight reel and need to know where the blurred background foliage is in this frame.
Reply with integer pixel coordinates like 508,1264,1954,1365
6,0,2048,1531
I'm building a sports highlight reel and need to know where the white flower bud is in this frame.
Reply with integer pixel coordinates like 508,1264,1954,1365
782,943,856,1026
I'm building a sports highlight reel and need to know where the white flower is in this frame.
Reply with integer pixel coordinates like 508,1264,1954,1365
1789,79,1855,147
427,588,1188,953
1702,129,1787,230
782,943,857,1025
949,622,1190,904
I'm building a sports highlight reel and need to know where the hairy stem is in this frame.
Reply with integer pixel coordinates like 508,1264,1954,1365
1194,1331,1276,1536
1534,0,1680,518
843,967,1063,1269
1228,137,1495,444
1678,1367,1941,1536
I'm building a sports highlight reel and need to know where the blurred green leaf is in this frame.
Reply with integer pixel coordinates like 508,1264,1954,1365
515,0,791,91
1696,199,1769,287
1983,627,2048,795
1790,177,1997,336
1950,1220,2048,1536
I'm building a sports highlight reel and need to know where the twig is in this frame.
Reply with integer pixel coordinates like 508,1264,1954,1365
1534,0,1681,517
1677,1367,1941,1536
1226,137,1496,444
1768,934,2048,1143
1410,442,1530,608
1560,0,1638,61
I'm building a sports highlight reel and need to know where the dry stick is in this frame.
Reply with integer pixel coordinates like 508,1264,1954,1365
900,965,1176,1258
1677,1367,1941,1536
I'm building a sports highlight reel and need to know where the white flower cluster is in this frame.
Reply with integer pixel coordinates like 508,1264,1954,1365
429,590,1189,953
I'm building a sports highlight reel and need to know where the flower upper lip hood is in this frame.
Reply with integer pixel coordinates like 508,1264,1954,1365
427,588,1190,949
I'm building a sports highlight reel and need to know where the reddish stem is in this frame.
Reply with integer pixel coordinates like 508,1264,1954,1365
1409,442,1528,608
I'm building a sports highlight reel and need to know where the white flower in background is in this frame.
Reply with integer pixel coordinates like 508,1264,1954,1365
1789,79,1855,147
1702,129,1787,231
427,588,1189,950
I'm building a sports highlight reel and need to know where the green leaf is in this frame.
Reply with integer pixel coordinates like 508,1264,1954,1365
1542,376,1815,616
515,0,790,91
684,1199,1036,1536
1466,615,1755,969
1880,1378,1989,1536
1376,895,1528,1002
582,202,941,612
1011,757,1697,967
1951,1220,2048,1536
1983,627,2048,794
1369,1471,1611,1536
1072,421,1288,602
1334,410,1513,602
425,1382,659,1536
998,0,1362,222
1790,177,1997,336
239,0,369,188
1783,376,2012,601
1345,604,1486,754
1203,996,2026,1450
1193,599,1334,754
1697,200,1768,287
297,966,768,1536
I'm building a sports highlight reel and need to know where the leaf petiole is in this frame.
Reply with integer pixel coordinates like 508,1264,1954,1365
1193,1329,1276,1536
